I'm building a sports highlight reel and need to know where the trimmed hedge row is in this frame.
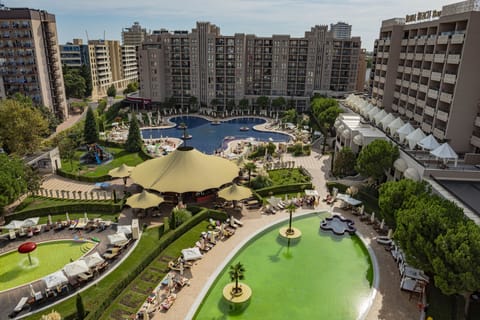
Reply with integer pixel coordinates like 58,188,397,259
255,182,313,196
9,201,122,222
84,208,227,320
56,169,112,183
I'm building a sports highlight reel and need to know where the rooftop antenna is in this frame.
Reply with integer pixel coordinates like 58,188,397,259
85,30,89,42
103,30,106,42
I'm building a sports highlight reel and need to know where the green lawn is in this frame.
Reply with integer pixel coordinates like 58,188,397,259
26,221,209,319
268,168,311,185
61,147,144,177
15,197,113,212
38,212,119,225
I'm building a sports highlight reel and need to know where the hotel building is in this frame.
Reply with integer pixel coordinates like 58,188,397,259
0,7,68,119
137,22,362,111
370,0,480,153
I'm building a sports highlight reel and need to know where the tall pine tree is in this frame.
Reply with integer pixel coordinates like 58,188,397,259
76,294,85,320
83,107,98,144
125,115,143,152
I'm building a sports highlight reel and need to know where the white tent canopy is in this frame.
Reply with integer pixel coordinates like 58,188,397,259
367,107,380,121
405,128,426,149
181,247,203,261
430,143,458,167
81,252,105,268
396,122,415,143
336,193,362,206
362,104,373,117
387,118,405,135
379,113,396,129
1,217,39,229
63,260,90,277
373,110,388,125
418,134,440,150
43,271,68,289
108,232,128,245
117,225,132,235
404,167,421,181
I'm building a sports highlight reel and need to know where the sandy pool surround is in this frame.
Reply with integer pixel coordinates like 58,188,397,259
187,211,379,319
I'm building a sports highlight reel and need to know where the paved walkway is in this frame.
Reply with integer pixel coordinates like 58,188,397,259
149,150,420,320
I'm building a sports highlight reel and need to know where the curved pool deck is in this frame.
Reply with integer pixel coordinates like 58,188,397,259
192,212,378,319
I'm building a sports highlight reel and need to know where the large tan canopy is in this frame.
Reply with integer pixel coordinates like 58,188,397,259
126,190,164,209
108,164,133,178
130,147,239,193
218,184,253,201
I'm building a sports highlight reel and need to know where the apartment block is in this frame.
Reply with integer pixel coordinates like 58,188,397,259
59,39,89,68
122,22,147,46
356,49,367,92
370,0,480,153
138,22,361,111
0,7,68,119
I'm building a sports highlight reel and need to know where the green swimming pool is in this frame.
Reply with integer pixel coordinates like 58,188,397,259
0,240,91,291
194,213,375,319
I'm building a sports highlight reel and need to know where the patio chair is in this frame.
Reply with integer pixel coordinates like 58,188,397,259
9,229,16,240
103,247,121,260
161,293,177,310
13,296,29,312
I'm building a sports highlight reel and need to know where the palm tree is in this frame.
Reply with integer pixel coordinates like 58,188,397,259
188,96,198,112
286,202,297,235
243,162,256,186
229,262,246,294
239,98,249,115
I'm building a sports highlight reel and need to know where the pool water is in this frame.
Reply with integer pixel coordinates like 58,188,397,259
194,213,374,319
0,240,87,291
141,116,291,154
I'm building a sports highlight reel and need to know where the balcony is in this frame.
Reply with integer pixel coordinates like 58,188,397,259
398,66,404,73
417,100,426,108
437,35,449,44
422,123,432,133
395,79,402,86
407,53,414,60
404,67,412,74
402,80,410,87
410,83,418,90
419,84,428,93
400,52,406,59
380,77,386,84
385,39,391,46
383,52,389,58
412,68,420,75
444,73,456,84
451,33,464,44
447,54,460,64
401,93,407,101
422,70,431,77
394,91,400,98
374,75,380,82
470,135,480,149
431,72,442,82
408,38,416,45
425,106,435,116
433,128,445,140
433,54,445,63
437,110,449,122
408,96,416,104
414,54,423,61
392,104,398,111
424,54,433,61
378,39,385,45
398,106,405,115
428,89,438,99
414,113,423,123
381,65,387,71
378,88,384,95
440,92,452,103
401,39,408,46
406,109,413,118
427,36,436,45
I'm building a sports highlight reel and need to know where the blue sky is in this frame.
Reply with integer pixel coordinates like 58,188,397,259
10,0,454,51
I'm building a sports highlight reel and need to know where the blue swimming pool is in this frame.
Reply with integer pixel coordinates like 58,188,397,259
141,116,291,154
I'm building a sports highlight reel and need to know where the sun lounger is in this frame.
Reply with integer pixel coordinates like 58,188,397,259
78,271,94,282
75,218,88,229
14,296,29,312
376,236,393,245
232,217,243,227
161,293,177,310
9,229,16,240
103,247,121,260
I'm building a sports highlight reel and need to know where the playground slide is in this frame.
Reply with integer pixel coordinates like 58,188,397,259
94,152,101,164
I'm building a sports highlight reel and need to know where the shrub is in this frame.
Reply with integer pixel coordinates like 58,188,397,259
250,174,273,189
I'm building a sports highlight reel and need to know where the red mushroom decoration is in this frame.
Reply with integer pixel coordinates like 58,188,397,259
18,242,37,265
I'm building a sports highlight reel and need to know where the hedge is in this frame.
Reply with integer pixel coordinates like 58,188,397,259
255,182,313,197
56,169,112,183
9,202,122,222
83,208,227,320
326,181,380,214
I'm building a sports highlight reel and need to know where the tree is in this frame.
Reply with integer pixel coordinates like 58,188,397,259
355,140,399,183
226,99,236,112
83,107,98,144
76,294,85,320
79,64,92,97
272,96,286,112
333,147,356,177
58,137,77,170
310,97,342,152
97,99,107,115
282,108,297,124
188,96,198,112
0,99,49,155
63,69,86,98
107,84,117,98
286,202,297,235
243,162,257,186
40,310,62,320
123,82,139,95
125,115,143,153
229,262,246,294
38,105,61,133
250,174,273,189
432,220,480,316
210,99,219,112
378,179,430,228
239,98,249,113
0,154,39,214
256,96,270,111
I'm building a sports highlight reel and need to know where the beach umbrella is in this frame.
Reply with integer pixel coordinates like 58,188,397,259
84,212,88,220
48,215,52,225
359,205,364,215
63,260,89,277
43,271,68,289
81,252,105,268
29,283,35,297
370,212,375,223
380,219,385,230
218,184,253,201
65,212,70,222
387,229,393,239
179,261,184,276
126,190,164,209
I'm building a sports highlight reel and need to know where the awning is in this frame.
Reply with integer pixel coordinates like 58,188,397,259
117,225,132,235
43,271,68,289
81,252,105,268
336,193,362,206
63,260,90,277
1,217,39,229
108,232,128,245
181,247,203,261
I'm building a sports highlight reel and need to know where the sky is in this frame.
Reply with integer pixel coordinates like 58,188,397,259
10,0,456,51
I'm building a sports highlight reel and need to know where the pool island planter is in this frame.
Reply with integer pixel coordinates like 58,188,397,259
320,215,356,236
223,282,252,304
278,226,302,239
